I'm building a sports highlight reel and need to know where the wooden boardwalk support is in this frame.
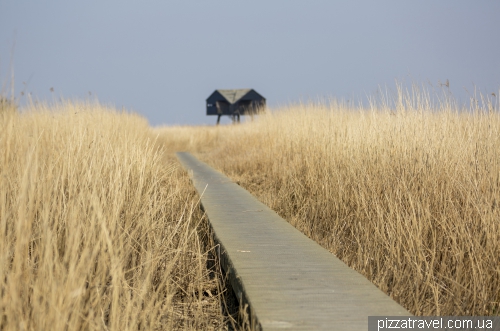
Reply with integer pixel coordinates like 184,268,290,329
176,152,410,331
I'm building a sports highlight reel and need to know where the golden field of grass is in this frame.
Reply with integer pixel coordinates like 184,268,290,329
1,86,498,330
155,88,500,316
0,101,235,330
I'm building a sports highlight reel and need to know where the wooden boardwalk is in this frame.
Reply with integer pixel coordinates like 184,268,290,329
177,152,410,331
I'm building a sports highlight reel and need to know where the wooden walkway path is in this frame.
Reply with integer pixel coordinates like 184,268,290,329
177,152,410,331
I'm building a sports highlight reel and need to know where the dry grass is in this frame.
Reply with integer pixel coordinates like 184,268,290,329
0,97,17,115
155,87,500,316
0,100,231,330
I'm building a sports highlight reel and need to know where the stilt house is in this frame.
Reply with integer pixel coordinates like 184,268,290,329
206,89,266,124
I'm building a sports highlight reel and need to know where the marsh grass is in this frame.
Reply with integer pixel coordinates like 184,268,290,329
0,100,232,330
0,97,16,115
156,87,500,316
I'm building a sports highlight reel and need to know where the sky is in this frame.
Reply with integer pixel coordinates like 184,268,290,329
1,1,499,126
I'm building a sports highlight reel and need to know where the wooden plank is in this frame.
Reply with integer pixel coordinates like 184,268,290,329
176,152,410,331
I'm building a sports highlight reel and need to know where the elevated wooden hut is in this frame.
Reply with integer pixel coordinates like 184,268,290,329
206,89,266,124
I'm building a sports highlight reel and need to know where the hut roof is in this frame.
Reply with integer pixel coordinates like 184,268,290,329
216,89,253,104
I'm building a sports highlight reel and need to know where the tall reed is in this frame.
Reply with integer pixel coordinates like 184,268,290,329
0,101,226,330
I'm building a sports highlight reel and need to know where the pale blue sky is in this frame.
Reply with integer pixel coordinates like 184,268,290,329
1,1,499,125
